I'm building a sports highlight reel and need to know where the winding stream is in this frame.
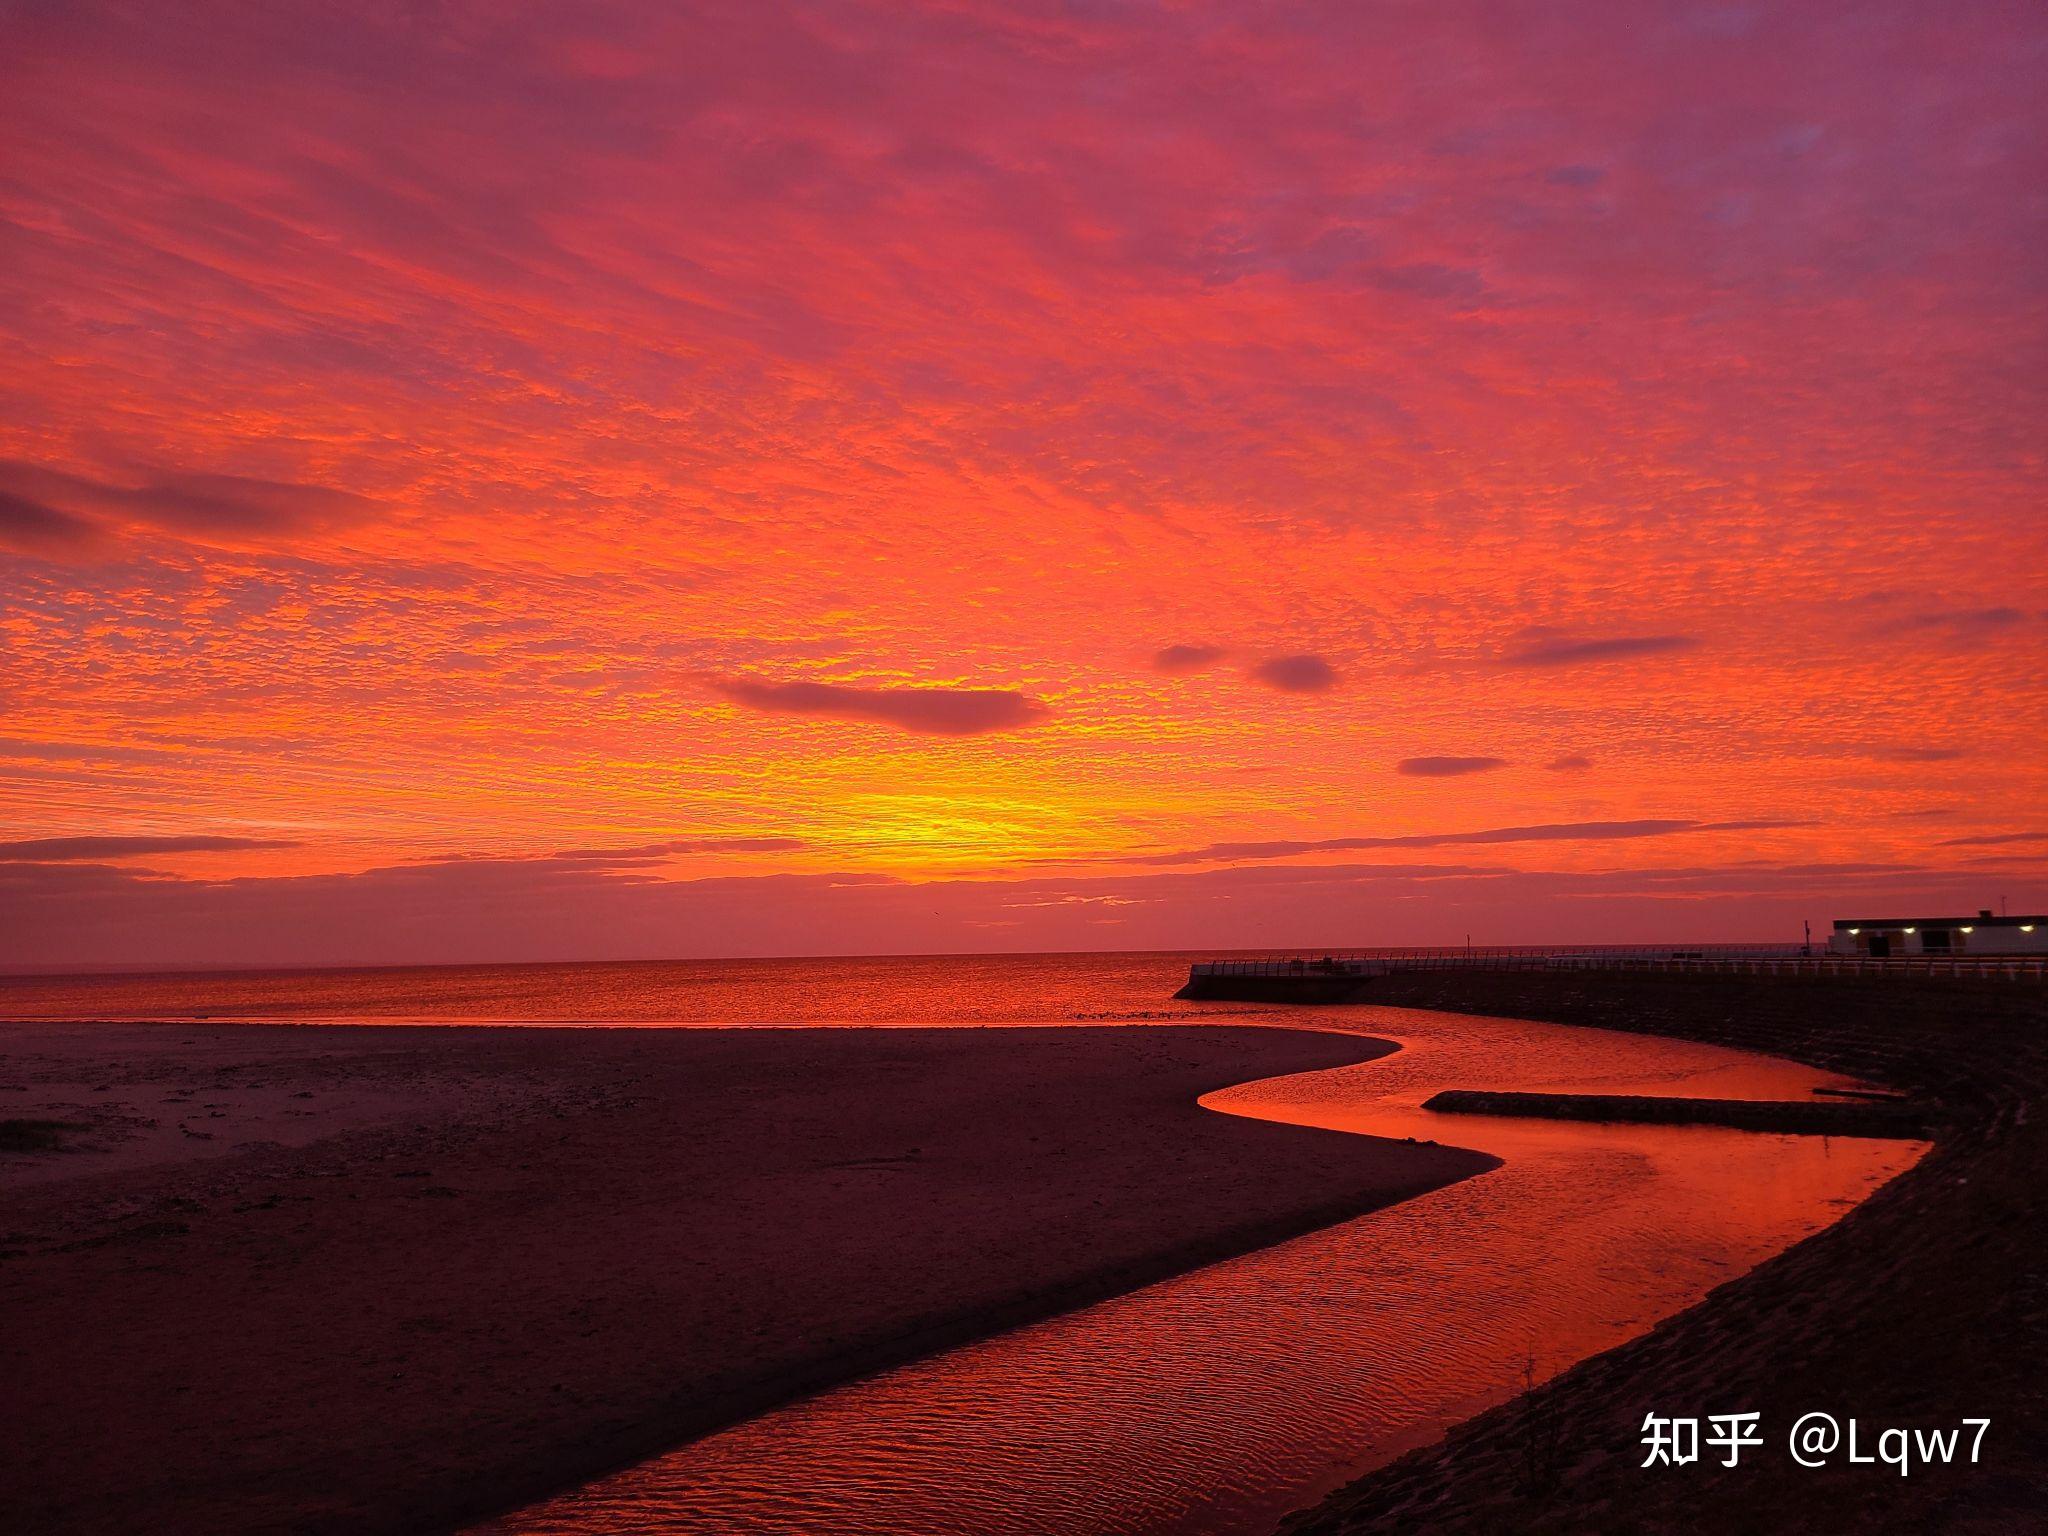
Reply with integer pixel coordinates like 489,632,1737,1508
479,1006,1924,1535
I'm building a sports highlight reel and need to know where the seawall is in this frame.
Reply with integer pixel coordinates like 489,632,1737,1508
1420,1087,1939,1138
1175,974,1375,1004
1282,969,2048,1535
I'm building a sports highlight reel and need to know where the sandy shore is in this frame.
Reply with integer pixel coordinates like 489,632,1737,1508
1284,971,2048,1535
0,1020,1493,1536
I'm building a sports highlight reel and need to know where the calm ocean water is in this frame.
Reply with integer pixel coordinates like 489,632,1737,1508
0,952,1254,1025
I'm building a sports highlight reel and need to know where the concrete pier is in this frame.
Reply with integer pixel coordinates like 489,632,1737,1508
1175,958,1386,1004
1422,1088,1939,1138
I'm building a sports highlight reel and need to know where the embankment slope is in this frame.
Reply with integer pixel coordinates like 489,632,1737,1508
1284,971,2047,1535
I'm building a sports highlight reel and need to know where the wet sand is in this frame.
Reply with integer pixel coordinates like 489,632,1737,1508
1285,971,2048,1535
0,1020,1494,1536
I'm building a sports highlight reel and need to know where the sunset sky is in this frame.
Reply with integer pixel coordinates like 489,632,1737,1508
3,0,2044,969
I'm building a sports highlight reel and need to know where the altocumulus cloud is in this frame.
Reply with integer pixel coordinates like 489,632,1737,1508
717,680,1050,736
1251,654,1337,692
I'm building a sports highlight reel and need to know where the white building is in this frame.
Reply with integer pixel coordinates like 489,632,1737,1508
1827,911,2047,958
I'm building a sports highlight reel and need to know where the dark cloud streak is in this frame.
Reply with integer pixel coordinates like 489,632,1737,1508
717,679,1050,736
1501,633,1698,667
1397,755,1507,777
1151,643,1227,673
1129,817,1813,866
549,836,808,861
0,489,101,553
1250,654,1337,692
0,459,380,546
0,834,302,861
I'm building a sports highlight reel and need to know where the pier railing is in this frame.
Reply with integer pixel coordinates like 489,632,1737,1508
1395,953,2048,981
1186,947,2048,983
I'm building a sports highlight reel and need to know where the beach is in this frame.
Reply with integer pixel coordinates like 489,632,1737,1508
1284,970,2048,1535
0,1019,1492,1536
5,973,2038,1536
